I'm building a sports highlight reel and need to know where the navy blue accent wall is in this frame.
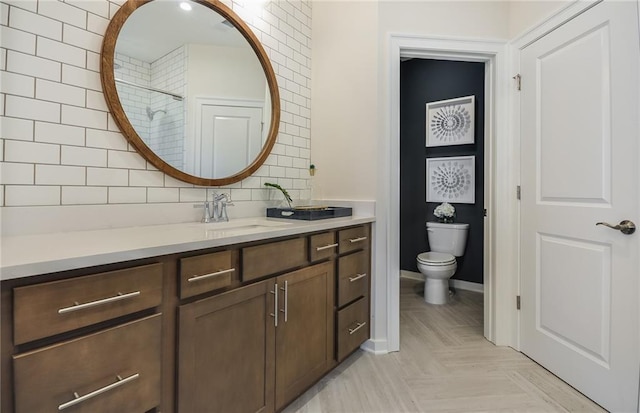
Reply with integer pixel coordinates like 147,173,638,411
400,59,485,284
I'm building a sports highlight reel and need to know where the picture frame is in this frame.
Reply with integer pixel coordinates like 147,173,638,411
426,95,475,147
426,156,475,204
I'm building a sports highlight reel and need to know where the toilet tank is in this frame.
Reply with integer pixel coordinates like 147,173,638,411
426,222,469,256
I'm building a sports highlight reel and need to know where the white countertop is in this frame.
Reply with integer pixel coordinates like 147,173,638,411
0,216,375,281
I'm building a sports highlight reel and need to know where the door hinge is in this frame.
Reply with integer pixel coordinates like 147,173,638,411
517,185,521,200
483,208,487,217
513,74,521,91
516,295,521,310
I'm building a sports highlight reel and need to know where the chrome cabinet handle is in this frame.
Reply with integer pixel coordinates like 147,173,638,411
348,321,367,335
348,273,367,282
279,280,288,323
596,220,636,235
316,243,338,251
187,267,235,283
270,283,278,327
58,291,141,314
58,373,139,410
349,236,367,243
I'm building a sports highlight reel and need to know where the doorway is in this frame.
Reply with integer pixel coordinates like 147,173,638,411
399,59,486,294
387,36,510,352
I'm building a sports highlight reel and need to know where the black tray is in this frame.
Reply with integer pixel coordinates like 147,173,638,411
266,206,352,221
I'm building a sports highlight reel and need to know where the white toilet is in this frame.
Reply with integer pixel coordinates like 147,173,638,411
416,222,469,304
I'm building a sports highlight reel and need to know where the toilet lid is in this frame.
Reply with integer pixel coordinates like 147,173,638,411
417,252,456,265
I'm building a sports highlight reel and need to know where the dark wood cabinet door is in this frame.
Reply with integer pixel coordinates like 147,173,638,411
178,279,276,413
274,262,334,410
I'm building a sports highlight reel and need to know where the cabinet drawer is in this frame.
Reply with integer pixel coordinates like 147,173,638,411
180,250,237,299
242,237,308,281
338,225,370,255
336,297,369,362
13,314,162,413
13,263,163,345
337,251,369,307
309,231,337,262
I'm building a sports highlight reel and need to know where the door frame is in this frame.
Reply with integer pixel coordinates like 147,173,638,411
387,35,513,350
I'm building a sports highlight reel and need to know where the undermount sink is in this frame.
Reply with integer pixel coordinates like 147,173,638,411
192,218,293,236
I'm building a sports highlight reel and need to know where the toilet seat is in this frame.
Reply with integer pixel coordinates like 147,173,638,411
417,252,456,266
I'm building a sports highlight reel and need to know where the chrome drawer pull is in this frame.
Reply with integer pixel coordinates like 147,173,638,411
187,267,235,283
348,321,367,335
58,291,141,314
58,373,139,410
279,280,288,323
349,236,367,243
348,273,367,282
316,243,339,251
270,283,278,327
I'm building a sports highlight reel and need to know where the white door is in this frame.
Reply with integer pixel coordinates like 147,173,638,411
199,104,262,178
520,1,639,411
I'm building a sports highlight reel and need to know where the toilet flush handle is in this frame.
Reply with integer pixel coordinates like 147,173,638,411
596,220,636,235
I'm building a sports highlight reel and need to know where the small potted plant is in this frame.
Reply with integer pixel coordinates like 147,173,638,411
433,202,455,223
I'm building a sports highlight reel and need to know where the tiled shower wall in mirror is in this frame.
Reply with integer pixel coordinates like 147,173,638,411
0,0,312,207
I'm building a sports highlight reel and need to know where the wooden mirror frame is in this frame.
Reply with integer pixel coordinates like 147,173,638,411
100,0,280,186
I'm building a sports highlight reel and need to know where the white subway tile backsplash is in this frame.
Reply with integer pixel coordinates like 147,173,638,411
1,3,8,26
37,37,86,68
86,50,101,72
270,165,285,177
65,0,110,19
0,25,36,54
1,162,34,184
10,7,62,41
179,188,207,203
35,121,85,146
251,188,269,201
36,164,85,185
0,185,4,207
86,129,127,150
86,167,128,186
36,79,85,106
62,24,102,52
108,186,146,204
108,150,146,170
7,50,62,82
147,187,179,203
2,117,34,141
129,170,163,187
38,0,87,29
1,48,6,71
277,155,293,167
86,89,108,111
87,13,109,35
2,1,37,13
61,105,107,129
62,64,102,91
230,188,252,201
62,186,108,204
5,184,60,206
164,175,194,188
61,145,106,167
5,95,60,123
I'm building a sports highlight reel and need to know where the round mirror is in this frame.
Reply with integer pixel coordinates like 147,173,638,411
101,0,280,186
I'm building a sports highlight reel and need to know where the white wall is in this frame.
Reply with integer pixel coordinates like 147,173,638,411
508,0,572,38
0,0,312,234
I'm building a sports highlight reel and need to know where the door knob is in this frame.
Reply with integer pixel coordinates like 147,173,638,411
595,220,636,235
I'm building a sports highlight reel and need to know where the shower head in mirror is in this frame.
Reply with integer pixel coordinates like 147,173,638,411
146,106,166,120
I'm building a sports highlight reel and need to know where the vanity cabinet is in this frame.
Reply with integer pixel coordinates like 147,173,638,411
5,263,164,413
177,260,334,413
1,222,371,413
335,225,371,361
177,279,276,413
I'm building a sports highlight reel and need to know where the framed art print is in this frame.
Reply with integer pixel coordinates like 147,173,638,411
426,95,475,147
426,156,475,204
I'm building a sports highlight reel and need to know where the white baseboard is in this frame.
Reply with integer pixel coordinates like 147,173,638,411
400,270,484,293
360,338,389,355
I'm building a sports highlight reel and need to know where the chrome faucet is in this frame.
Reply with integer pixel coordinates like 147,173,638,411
211,192,234,222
